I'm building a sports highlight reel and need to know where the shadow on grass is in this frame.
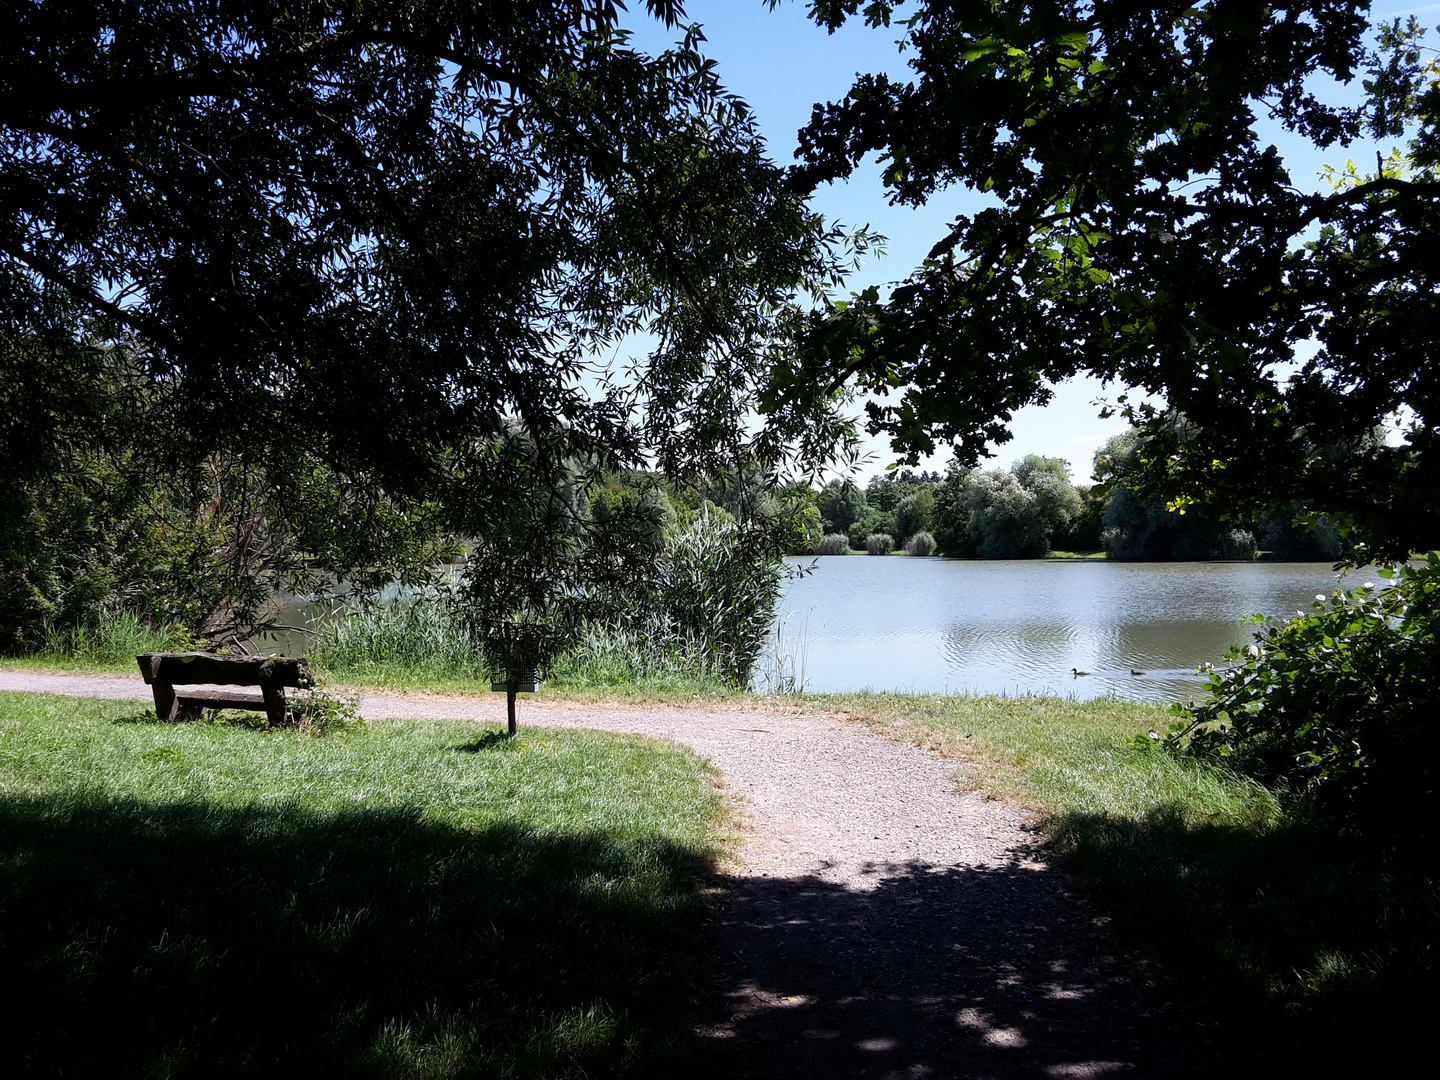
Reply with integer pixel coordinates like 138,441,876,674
457,731,517,753
1050,804,1440,1075
0,793,713,1078
111,707,273,731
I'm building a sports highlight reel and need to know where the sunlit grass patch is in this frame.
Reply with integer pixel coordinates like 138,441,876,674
810,691,1270,820
0,692,726,1078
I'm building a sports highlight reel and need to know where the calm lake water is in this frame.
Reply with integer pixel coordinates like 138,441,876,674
774,557,1360,703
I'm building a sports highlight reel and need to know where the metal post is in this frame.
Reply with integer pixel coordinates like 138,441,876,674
506,683,517,737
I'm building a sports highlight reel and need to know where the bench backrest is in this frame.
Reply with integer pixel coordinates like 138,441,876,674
137,652,314,688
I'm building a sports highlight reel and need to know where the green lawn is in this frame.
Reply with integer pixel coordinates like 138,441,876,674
810,691,1439,1074
0,692,728,1079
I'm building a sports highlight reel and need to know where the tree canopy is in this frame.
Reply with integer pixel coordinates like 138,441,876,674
2,0,866,643
773,0,1439,560
3,0,866,490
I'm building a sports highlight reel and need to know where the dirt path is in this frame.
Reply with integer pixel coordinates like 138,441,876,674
1,671,1217,1078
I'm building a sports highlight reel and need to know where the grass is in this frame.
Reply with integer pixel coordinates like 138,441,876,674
0,691,729,1079
809,691,1439,1074
1045,549,1107,560
7,615,1437,1070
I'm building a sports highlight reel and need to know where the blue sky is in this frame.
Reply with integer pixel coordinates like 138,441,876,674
624,2,1428,484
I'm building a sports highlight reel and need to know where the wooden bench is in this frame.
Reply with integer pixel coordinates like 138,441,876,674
137,653,315,726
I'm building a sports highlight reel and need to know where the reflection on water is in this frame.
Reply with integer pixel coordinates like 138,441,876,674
777,557,1359,702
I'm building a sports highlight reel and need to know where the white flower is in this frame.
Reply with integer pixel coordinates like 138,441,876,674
1315,594,1326,602
1364,581,1375,589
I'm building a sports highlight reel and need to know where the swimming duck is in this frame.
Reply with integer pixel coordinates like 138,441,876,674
1130,669,1148,676
1071,667,1092,677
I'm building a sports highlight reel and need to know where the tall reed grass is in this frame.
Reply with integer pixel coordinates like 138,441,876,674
314,600,488,682
904,530,937,556
311,601,732,692
27,613,196,669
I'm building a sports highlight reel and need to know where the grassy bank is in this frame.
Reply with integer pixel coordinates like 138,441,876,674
0,691,728,1079
0,607,743,702
814,691,1438,1074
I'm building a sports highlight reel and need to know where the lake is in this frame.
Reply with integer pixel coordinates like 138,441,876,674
774,556,1363,702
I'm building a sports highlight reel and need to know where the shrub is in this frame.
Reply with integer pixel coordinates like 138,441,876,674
1218,528,1258,561
1160,555,1440,836
904,530,936,556
288,686,365,736
817,533,851,555
865,533,894,555
647,508,786,687
894,489,935,543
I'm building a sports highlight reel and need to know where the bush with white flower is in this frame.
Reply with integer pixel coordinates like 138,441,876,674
1157,553,1440,833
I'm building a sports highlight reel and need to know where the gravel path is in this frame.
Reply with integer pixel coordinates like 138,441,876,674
1,670,1217,1078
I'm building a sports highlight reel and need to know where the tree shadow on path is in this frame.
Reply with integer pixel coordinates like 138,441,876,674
701,840,1229,1080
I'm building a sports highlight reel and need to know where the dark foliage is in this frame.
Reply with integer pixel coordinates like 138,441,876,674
3,0,862,645
817,478,867,533
1163,556,1440,834
1260,505,1347,561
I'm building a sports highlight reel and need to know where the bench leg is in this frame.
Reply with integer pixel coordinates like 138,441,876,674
151,681,179,721
260,680,287,727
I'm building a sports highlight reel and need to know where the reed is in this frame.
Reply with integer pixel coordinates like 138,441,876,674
546,615,727,691
28,613,195,669
864,532,894,555
311,602,730,693
903,530,936,556
313,599,487,683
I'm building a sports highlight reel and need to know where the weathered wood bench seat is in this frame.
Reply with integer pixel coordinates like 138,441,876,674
137,653,315,725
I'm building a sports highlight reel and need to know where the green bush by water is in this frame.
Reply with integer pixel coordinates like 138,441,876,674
903,530,936,556
0,692,724,1078
1166,557,1440,834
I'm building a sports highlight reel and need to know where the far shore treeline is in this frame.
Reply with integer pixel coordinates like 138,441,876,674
802,428,1352,562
